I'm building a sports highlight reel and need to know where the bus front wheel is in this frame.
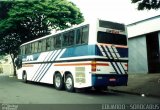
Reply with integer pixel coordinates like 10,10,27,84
65,74,74,92
22,72,27,83
54,73,64,90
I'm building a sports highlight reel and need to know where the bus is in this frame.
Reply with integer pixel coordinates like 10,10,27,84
16,19,128,92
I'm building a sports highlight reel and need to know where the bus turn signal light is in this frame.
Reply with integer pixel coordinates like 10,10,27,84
91,61,97,72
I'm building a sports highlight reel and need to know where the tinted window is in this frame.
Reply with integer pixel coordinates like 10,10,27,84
50,37,54,50
99,20,125,31
21,46,25,55
25,44,31,54
46,38,51,51
82,26,89,44
76,26,89,44
38,40,42,52
62,30,75,47
97,31,127,45
34,42,38,53
54,34,61,49
31,43,35,53
42,39,46,52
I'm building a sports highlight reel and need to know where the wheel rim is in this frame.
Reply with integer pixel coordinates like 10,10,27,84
66,77,73,89
55,76,61,87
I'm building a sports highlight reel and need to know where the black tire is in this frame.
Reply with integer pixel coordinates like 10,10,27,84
54,73,64,90
65,74,74,92
22,73,27,83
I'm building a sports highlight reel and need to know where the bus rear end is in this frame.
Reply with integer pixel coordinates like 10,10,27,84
91,20,128,88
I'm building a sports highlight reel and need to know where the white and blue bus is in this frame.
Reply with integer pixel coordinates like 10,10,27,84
16,19,128,92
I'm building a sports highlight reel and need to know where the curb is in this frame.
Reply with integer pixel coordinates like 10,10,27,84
109,89,160,98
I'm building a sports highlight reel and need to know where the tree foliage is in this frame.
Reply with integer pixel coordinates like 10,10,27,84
0,0,84,43
132,0,160,10
0,0,84,75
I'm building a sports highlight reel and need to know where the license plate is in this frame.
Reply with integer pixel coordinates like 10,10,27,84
109,78,116,81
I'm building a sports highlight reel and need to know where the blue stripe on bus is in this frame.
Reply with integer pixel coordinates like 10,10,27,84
35,64,50,82
60,44,128,58
35,51,58,81
105,46,123,74
60,45,96,58
99,45,119,74
32,51,55,81
38,50,63,82
104,46,122,74
110,46,126,74
32,50,58,81
35,50,60,82
116,48,128,58
31,52,52,81
37,64,52,82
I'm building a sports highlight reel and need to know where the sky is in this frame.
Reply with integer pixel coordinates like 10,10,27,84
69,0,160,25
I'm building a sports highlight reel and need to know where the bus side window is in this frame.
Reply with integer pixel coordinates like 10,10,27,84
25,45,27,54
25,44,30,54
54,35,61,49
28,44,31,54
31,43,35,54
38,40,42,52
46,38,51,51
62,30,75,47
50,37,54,50
76,26,89,45
82,26,89,44
42,39,46,52
21,46,25,55
25,46,27,55
76,29,82,44
68,30,75,46
63,32,69,47
34,42,38,53
20,47,22,55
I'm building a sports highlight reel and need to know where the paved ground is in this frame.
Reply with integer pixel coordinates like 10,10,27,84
109,73,160,97
0,74,160,110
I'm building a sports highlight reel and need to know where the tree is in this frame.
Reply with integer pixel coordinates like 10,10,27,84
0,33,21,75
132,0,160,10
3,0,84,42
0,0,84,76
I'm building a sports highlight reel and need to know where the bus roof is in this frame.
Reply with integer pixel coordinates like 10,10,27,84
20,18,125,47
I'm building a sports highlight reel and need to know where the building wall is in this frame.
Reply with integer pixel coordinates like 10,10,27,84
127,16,160,74
128,35,148,73
0,55,14,75
127,16,160,38
0,64,14,75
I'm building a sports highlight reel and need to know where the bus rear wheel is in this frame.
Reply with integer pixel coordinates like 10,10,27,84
65,74,74,92
54,73,64,90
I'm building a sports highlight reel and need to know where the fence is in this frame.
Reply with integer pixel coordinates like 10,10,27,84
0,64,14,76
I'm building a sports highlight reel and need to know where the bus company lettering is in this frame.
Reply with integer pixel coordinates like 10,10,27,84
23,55,34,61
26,55,34,61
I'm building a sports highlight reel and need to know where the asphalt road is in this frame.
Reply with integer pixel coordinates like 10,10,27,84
0,75,160,110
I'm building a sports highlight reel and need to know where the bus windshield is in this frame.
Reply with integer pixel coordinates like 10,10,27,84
97,31,127,46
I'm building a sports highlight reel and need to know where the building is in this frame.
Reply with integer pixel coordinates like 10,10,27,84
0,55,13,75
127,15,160,74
